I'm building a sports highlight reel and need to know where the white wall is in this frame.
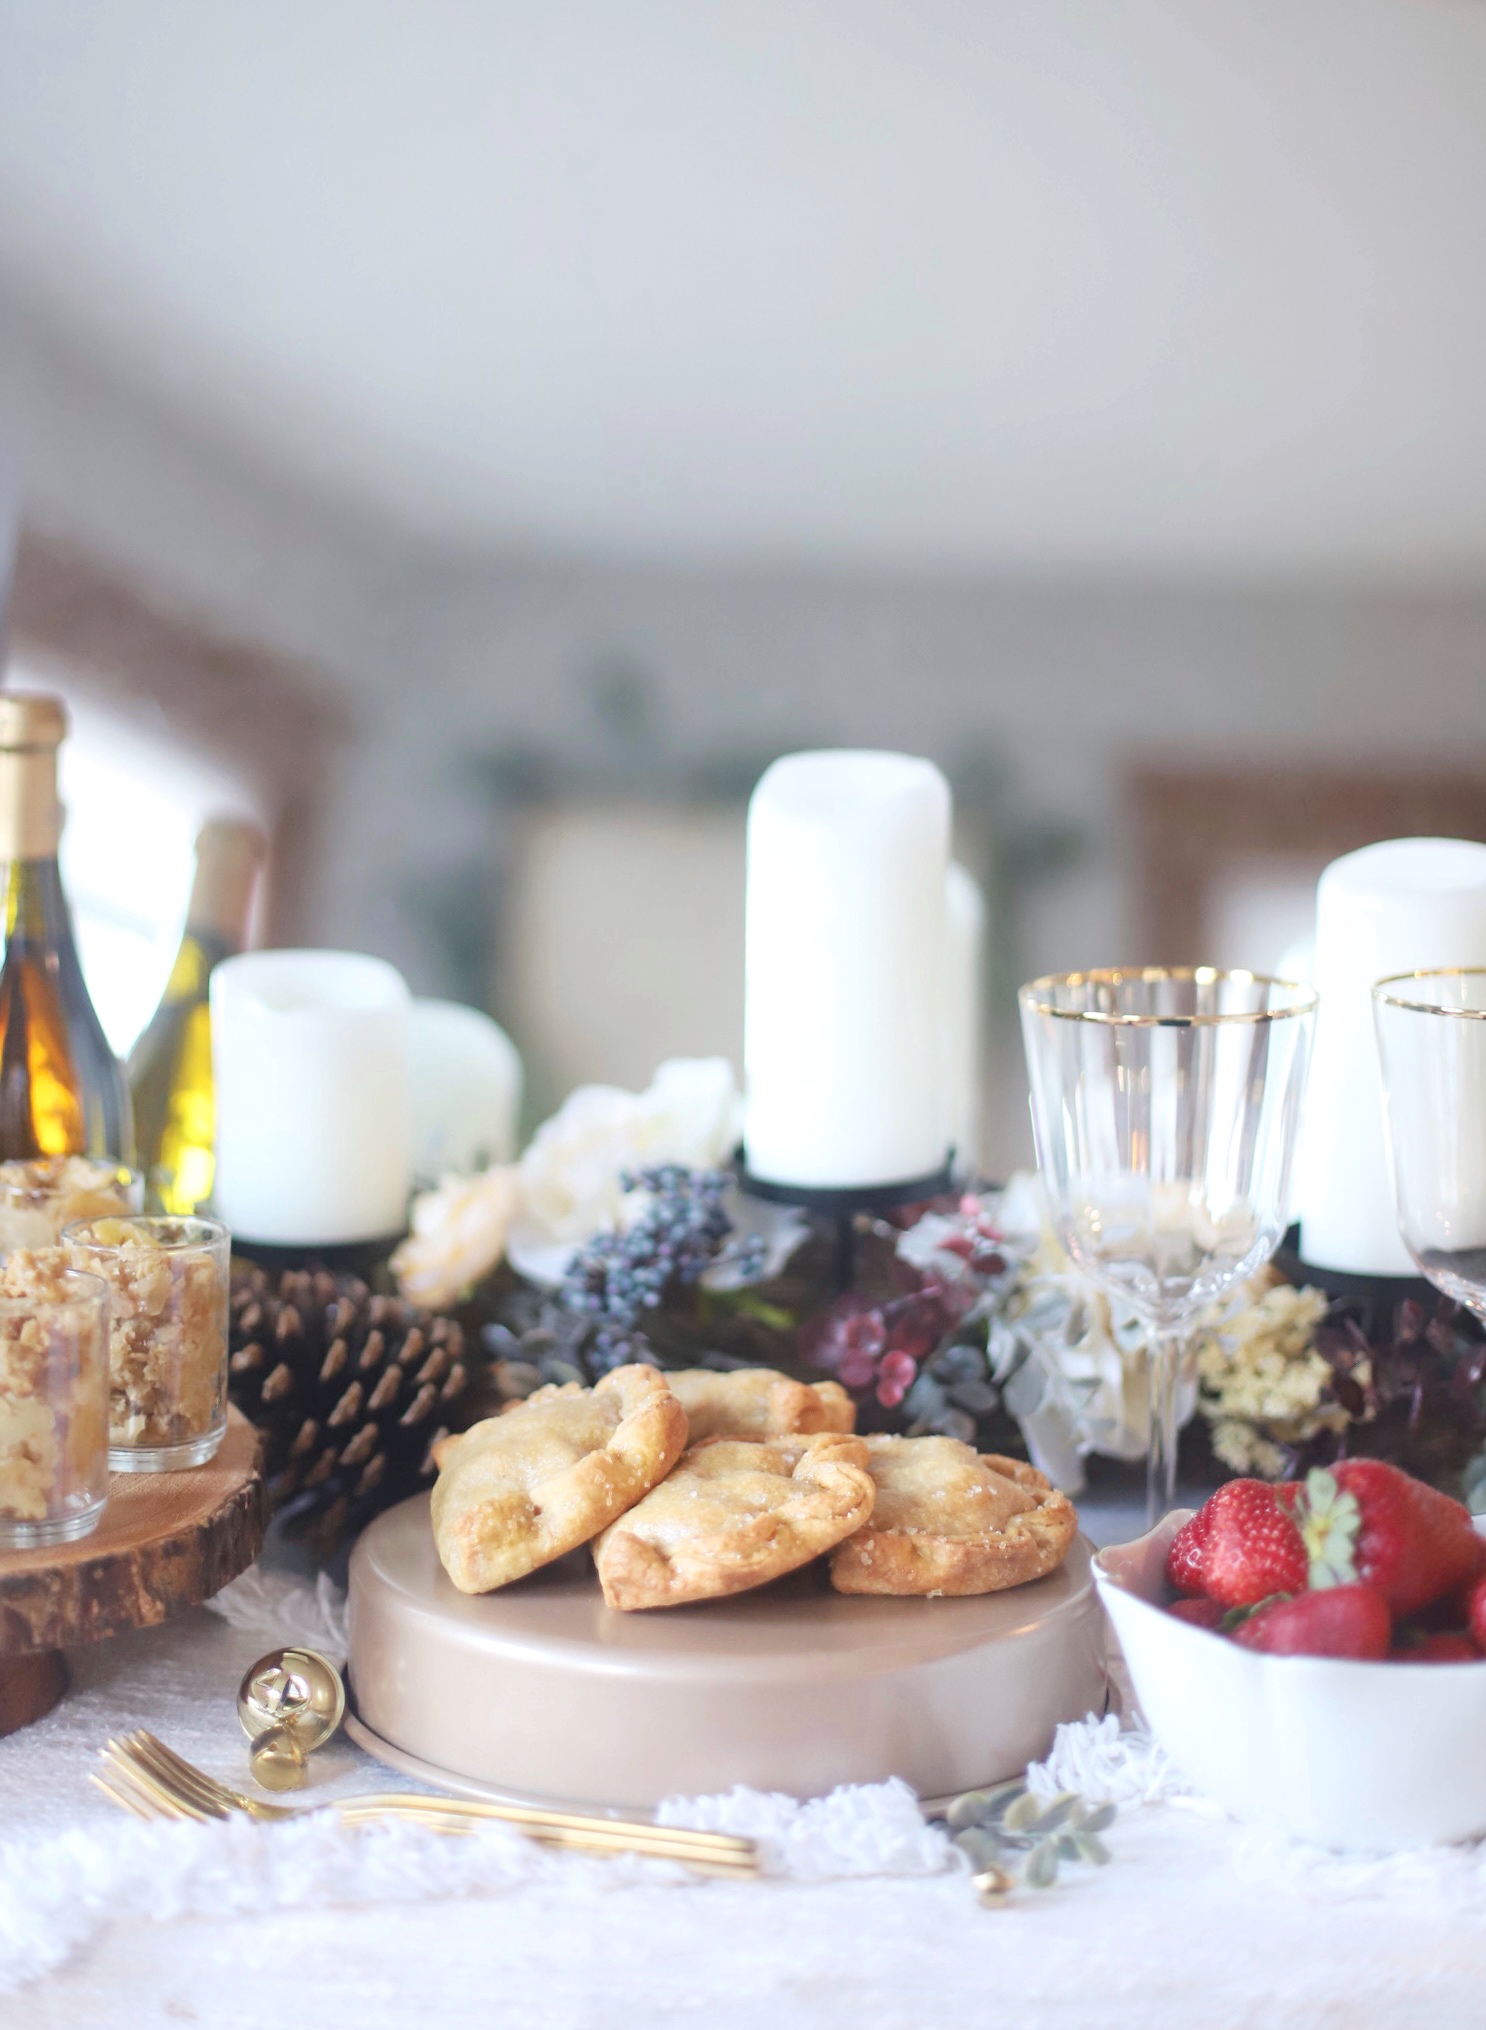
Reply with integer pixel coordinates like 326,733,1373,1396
3,286,1486,1168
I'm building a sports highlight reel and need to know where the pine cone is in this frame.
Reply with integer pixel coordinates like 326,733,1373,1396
229,1262,469,1557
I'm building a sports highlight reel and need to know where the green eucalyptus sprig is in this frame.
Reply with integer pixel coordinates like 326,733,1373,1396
939,1779,1116,1905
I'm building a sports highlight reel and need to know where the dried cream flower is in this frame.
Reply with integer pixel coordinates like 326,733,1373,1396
391,1166,521,1311
1194,1274,1351,1477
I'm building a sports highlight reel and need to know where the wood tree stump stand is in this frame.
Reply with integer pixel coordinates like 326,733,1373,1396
0,1406,267,1734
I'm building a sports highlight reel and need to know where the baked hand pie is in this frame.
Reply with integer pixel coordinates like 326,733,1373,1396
666,1367,855,1443
593,1432,876,1611
829,1435,1077,1597
431,1364,687,1594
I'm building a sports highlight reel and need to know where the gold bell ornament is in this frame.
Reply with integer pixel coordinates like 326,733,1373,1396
238,1646,347,1791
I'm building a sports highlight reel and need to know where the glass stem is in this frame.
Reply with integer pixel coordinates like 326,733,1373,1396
1146,1325,1184,1528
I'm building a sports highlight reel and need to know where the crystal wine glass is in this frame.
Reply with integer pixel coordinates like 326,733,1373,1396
1019,968,1317,1523
1373,969,1486,1321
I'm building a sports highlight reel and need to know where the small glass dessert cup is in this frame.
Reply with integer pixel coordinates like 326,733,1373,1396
62,1215,230,1473
0,1259,110,1547
0,1155,142,1251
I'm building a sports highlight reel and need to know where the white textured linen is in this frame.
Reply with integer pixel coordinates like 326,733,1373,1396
3,1566,1486,2028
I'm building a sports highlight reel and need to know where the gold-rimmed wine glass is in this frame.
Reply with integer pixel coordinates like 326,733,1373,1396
1019,967,1317,1523
1373,969,1486,1321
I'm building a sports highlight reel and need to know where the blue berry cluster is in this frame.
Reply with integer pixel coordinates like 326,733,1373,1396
559,1165,766,1369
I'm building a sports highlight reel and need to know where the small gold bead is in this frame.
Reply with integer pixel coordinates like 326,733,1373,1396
974,1866,1016,1906
250,1724,308,1792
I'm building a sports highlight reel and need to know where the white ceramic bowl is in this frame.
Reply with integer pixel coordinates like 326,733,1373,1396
1096,1512,1486,1851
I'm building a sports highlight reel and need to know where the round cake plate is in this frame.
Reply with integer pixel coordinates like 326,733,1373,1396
347,1494,1106,1812
340,1706,1061,1820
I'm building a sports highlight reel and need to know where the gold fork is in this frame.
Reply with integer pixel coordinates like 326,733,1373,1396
94,1731,758,1878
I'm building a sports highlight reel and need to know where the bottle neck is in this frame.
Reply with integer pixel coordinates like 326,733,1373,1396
159,924,233,1004
0,855,73,940
0,745,62,862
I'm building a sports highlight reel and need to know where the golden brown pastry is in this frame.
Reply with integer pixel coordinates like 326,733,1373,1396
593,1432,876,1611
431,1364,687,1594
665,1367,855,1442
829,1436,1077,1597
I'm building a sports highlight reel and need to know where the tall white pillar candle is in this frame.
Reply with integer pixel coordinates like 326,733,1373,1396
212,950,413,1245
1298,838,1486,1274
744,750,950,1191
945,862,986,1177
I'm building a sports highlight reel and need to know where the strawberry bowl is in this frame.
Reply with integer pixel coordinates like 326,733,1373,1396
1095,1512,1486,1851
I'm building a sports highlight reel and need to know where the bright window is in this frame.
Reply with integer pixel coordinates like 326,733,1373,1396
11,662,264,1057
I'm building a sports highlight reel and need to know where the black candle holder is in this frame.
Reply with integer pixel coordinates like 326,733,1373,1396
1272,1224,1435,1344
737,1154,956,1291
228,1233,406,1287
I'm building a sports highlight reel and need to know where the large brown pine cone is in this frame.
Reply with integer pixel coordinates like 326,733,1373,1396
229,1262,469,1557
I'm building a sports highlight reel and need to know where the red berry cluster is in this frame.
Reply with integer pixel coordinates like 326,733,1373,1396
1164,1461,1486,1661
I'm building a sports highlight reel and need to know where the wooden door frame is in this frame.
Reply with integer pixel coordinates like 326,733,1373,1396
2,526,352,942
1127,765,1486,962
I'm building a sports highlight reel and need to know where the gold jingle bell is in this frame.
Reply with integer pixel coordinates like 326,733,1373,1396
238,1647,346,1758
250,1723,309,1792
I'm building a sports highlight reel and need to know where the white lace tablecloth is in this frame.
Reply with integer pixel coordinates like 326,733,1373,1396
4,1557,1486,2030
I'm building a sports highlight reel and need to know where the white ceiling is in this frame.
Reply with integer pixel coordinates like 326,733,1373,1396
0,1,1484,574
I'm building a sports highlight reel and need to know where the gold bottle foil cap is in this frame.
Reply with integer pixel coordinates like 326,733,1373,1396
0,692,68,751
0,692,66,859
188,818,267,943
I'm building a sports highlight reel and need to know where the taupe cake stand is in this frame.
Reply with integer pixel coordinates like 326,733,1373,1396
347,1493,1105,1811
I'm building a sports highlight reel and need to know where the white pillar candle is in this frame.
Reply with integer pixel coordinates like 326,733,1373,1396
744,749,951,1191
945,862,986,1177
1299,838,1486,1274
211,950,413,1245
408,998,523,1180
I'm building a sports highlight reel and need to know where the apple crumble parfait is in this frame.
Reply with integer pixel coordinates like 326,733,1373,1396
0,1155,141,1251
0,1253,110,1545
62,1216,230,1471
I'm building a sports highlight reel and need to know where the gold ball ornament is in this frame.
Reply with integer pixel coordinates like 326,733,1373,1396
238,1647,347,1754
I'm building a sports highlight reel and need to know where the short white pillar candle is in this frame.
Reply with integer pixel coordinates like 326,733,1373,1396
744,749,951,1192
945,862,986,1177
211,950,413,1245
408,998,523,1180
1298,838,1486,1275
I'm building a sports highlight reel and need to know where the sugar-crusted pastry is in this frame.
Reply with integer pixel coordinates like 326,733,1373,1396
431,1364,687,1594
665,1367,855,1443
829,1436,1077,1597
593,1431,876,1611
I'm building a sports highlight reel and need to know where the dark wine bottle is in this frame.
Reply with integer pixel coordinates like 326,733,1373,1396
0,692,133,1162
129,817,265,1214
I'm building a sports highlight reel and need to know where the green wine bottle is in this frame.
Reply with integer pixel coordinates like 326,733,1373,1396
129,817,265,1214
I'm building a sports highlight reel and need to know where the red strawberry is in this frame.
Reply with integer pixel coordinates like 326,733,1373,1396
1166,1597,1225,1631
1299,1461,1483,1616
1202,1479,1309,1609
1234,1585,1391,1660
1165,1508,1211,1596
1390,1631,1480,1663
1467,1573,1486,1653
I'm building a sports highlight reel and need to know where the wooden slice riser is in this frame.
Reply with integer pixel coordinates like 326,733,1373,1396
0,1650,67,1735
0,1409,266,1732
0,1476,265,1651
